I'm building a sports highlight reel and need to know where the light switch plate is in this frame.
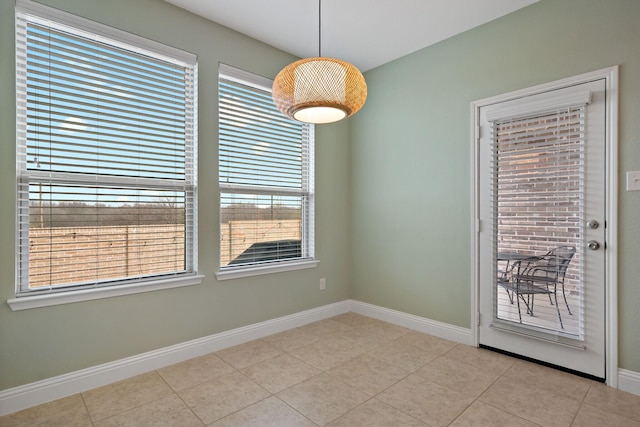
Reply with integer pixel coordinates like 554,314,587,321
627,171,640,191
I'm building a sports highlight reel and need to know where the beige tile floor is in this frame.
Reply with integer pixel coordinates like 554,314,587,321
2,313,640,426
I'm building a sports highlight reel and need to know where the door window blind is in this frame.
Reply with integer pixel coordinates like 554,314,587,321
218,65,314,269
491,106,585,336
16,4,197,294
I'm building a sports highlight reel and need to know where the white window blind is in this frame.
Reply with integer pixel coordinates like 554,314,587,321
15,2,198,296
492,107,585,255
491,106,585,335
218,64,314,271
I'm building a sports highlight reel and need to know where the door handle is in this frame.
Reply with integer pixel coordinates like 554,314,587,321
587,240,600,250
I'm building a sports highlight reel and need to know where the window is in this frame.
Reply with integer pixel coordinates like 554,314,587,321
492,107,585,334
217,64,316,279
12,0,199,309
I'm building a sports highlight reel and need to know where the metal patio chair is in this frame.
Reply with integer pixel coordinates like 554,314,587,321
501,246,576,329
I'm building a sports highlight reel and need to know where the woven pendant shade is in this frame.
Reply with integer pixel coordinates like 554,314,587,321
272,56,367,124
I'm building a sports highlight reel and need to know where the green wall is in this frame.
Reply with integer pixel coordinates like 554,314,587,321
351,0,640,372
0,0,351,390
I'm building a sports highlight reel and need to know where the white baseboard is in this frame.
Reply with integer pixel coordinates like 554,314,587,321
5,299,633,418
618,369,640,396
349,300,473,345
0,300,350,417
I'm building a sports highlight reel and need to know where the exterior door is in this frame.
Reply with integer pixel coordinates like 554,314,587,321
475,74,611,379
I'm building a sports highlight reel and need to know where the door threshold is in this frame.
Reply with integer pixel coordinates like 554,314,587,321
479,344,605,383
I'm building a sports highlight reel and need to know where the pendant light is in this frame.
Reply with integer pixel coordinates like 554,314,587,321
272,0,367,124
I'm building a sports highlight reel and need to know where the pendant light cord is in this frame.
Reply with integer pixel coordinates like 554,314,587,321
318,0,322,57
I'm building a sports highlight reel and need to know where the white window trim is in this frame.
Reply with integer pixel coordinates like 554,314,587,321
12,0,201,308
215,260,318,281
8,275,205,311
16,0,195,64
216,64,316,280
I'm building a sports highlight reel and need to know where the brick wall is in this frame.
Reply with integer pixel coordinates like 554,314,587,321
495,112,582,295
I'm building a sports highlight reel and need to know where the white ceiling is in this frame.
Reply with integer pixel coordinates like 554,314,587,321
163,0,539,72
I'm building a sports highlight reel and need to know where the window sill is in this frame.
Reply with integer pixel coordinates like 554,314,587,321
7,274,205,311
215,259,319,281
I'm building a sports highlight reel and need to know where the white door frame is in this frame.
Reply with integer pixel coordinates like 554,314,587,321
470,66,619,387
